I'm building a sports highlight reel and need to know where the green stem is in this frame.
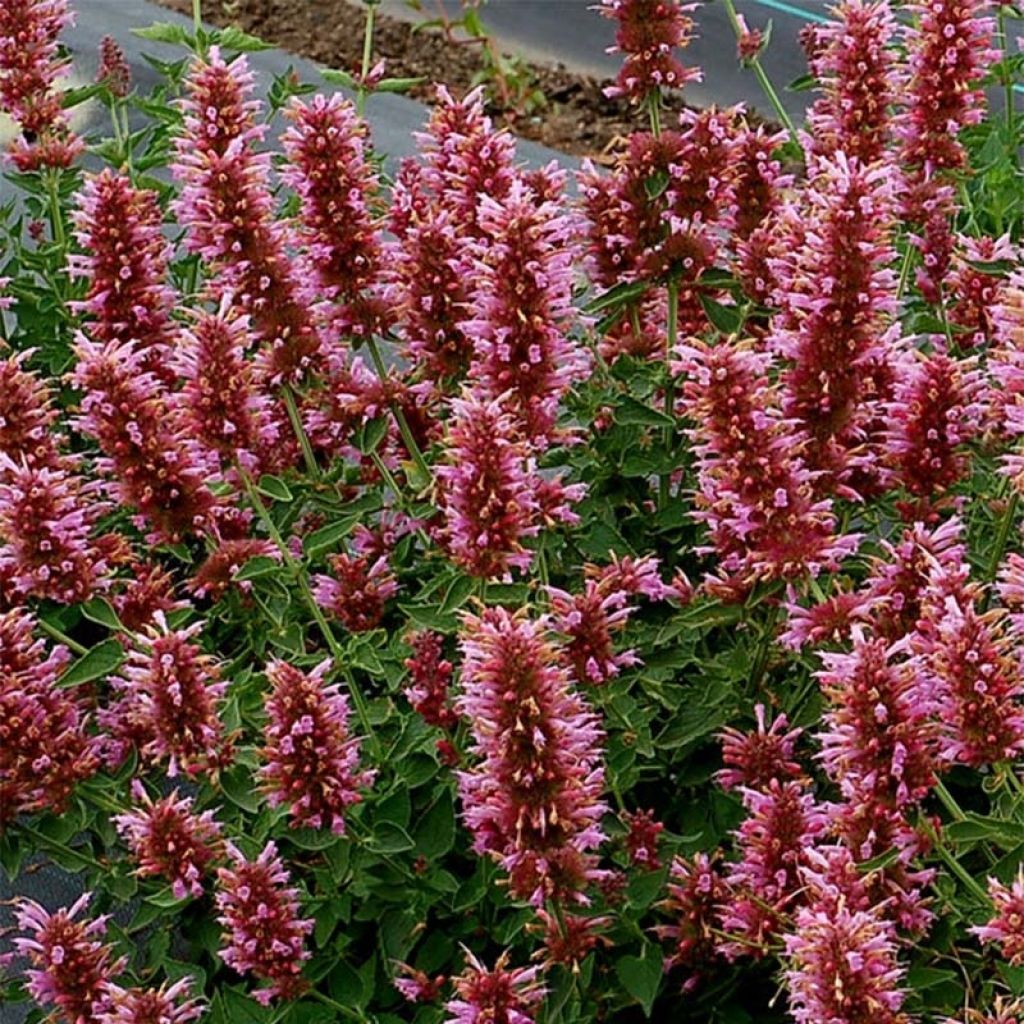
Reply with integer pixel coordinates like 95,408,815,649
191,0,202,32
307,988,369,1023
924,818,990,904
357,1,377,117
659,277,679,507
749,603,780,692
366,335,433,491
934,778,967,823
647,89,662,138
18,825,104,872
47,170,66,250
239,469,380,757
721,0,800,146
282,385,319,479
39,619,88,656
987,490,1019,584
1001,5,1016,157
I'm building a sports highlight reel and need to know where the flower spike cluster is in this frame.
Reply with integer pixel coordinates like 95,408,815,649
114,781,223,899
443,950,544,1024
215,841,314,1004
456,607,608,905
972,872,1024,965
172,47,321,383
97,980,204,1024
14,895,125,1024
599,0,702,103
259,658,374,834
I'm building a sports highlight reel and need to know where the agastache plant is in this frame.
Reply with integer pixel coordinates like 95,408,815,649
5,1,1024,1022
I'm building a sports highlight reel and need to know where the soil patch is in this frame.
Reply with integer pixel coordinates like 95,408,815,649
157,0,654,160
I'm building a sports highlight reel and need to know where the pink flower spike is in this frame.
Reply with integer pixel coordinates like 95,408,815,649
259,658,374,834
312,553,398,633
114,783,222,899
456,607,608,905
215,841,313,1004
972,872,1024,964
96,979,205,1024
716,704,805,792
598,0,702,103
13,894,125,1024
444,949,544,1024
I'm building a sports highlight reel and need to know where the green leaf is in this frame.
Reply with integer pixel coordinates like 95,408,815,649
374,76,427,94
60,639,123,689
414,793,456,859
132,22,193,47
303,519,358,559
214,25,274,51
699,294,744,335
644,169,670,200
62,83,104,108
234,555,282,582
81,597,124,632
616,396,674,428
221,766,263,813
356,416,388,454
321,67,358,89
585,280,649,316
787,72,816,92
615,946,662,1017
368,821,415,854
440,574,476,615
257,474,294,503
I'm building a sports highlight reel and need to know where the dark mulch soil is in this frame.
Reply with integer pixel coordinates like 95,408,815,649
158,0,648,159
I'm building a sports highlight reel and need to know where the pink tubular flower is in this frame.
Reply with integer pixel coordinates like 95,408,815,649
885,349,984,512
173,300,279,473
444,950,544,1024
923,596,1024,768
394,966,446,1005
675,336,857,595
716,704,805,792
280,93,387,338
259,658,374,834
404,630,458,730
0,0,81,169
862,516,967,641
972,872,1024,964
901,0,996,177
96,35,130,97
948,233,1015,348
599,0,702,102
0,608,98,822
112,560,185,633
215,841,313,1004
412,85,517,231
547,569,649,685
385,161,474,384
71,335,223,544
780,586,875,650
0,456,111,604
770,154,898,488
0,351,63,471
804,0,900,163
189,536,280,603
944,997,1024,1024
720,780,829,955
14,894,124,1024
69,171,177,372
816,628,938,810
312,553,397,632
656,852,726,992
172,48,321,384
97,980,204,1024
456,607,608,905
783,887,908,1024
623,809,664,870
102,615,226,777
438,393,542,578
114,781,222,899
461,170,590,445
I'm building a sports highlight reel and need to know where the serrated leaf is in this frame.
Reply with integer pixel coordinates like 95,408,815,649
368,821,415,854
60,639,123,688
132,22,193,47
585,280,649,316
214,25,274,51
440,574,476,614
81,597,124,632
356,416,388,454
374,76,427,94
321,67,358,89
257,474,293,503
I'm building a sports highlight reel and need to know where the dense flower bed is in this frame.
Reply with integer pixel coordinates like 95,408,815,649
3,0,1024,1021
